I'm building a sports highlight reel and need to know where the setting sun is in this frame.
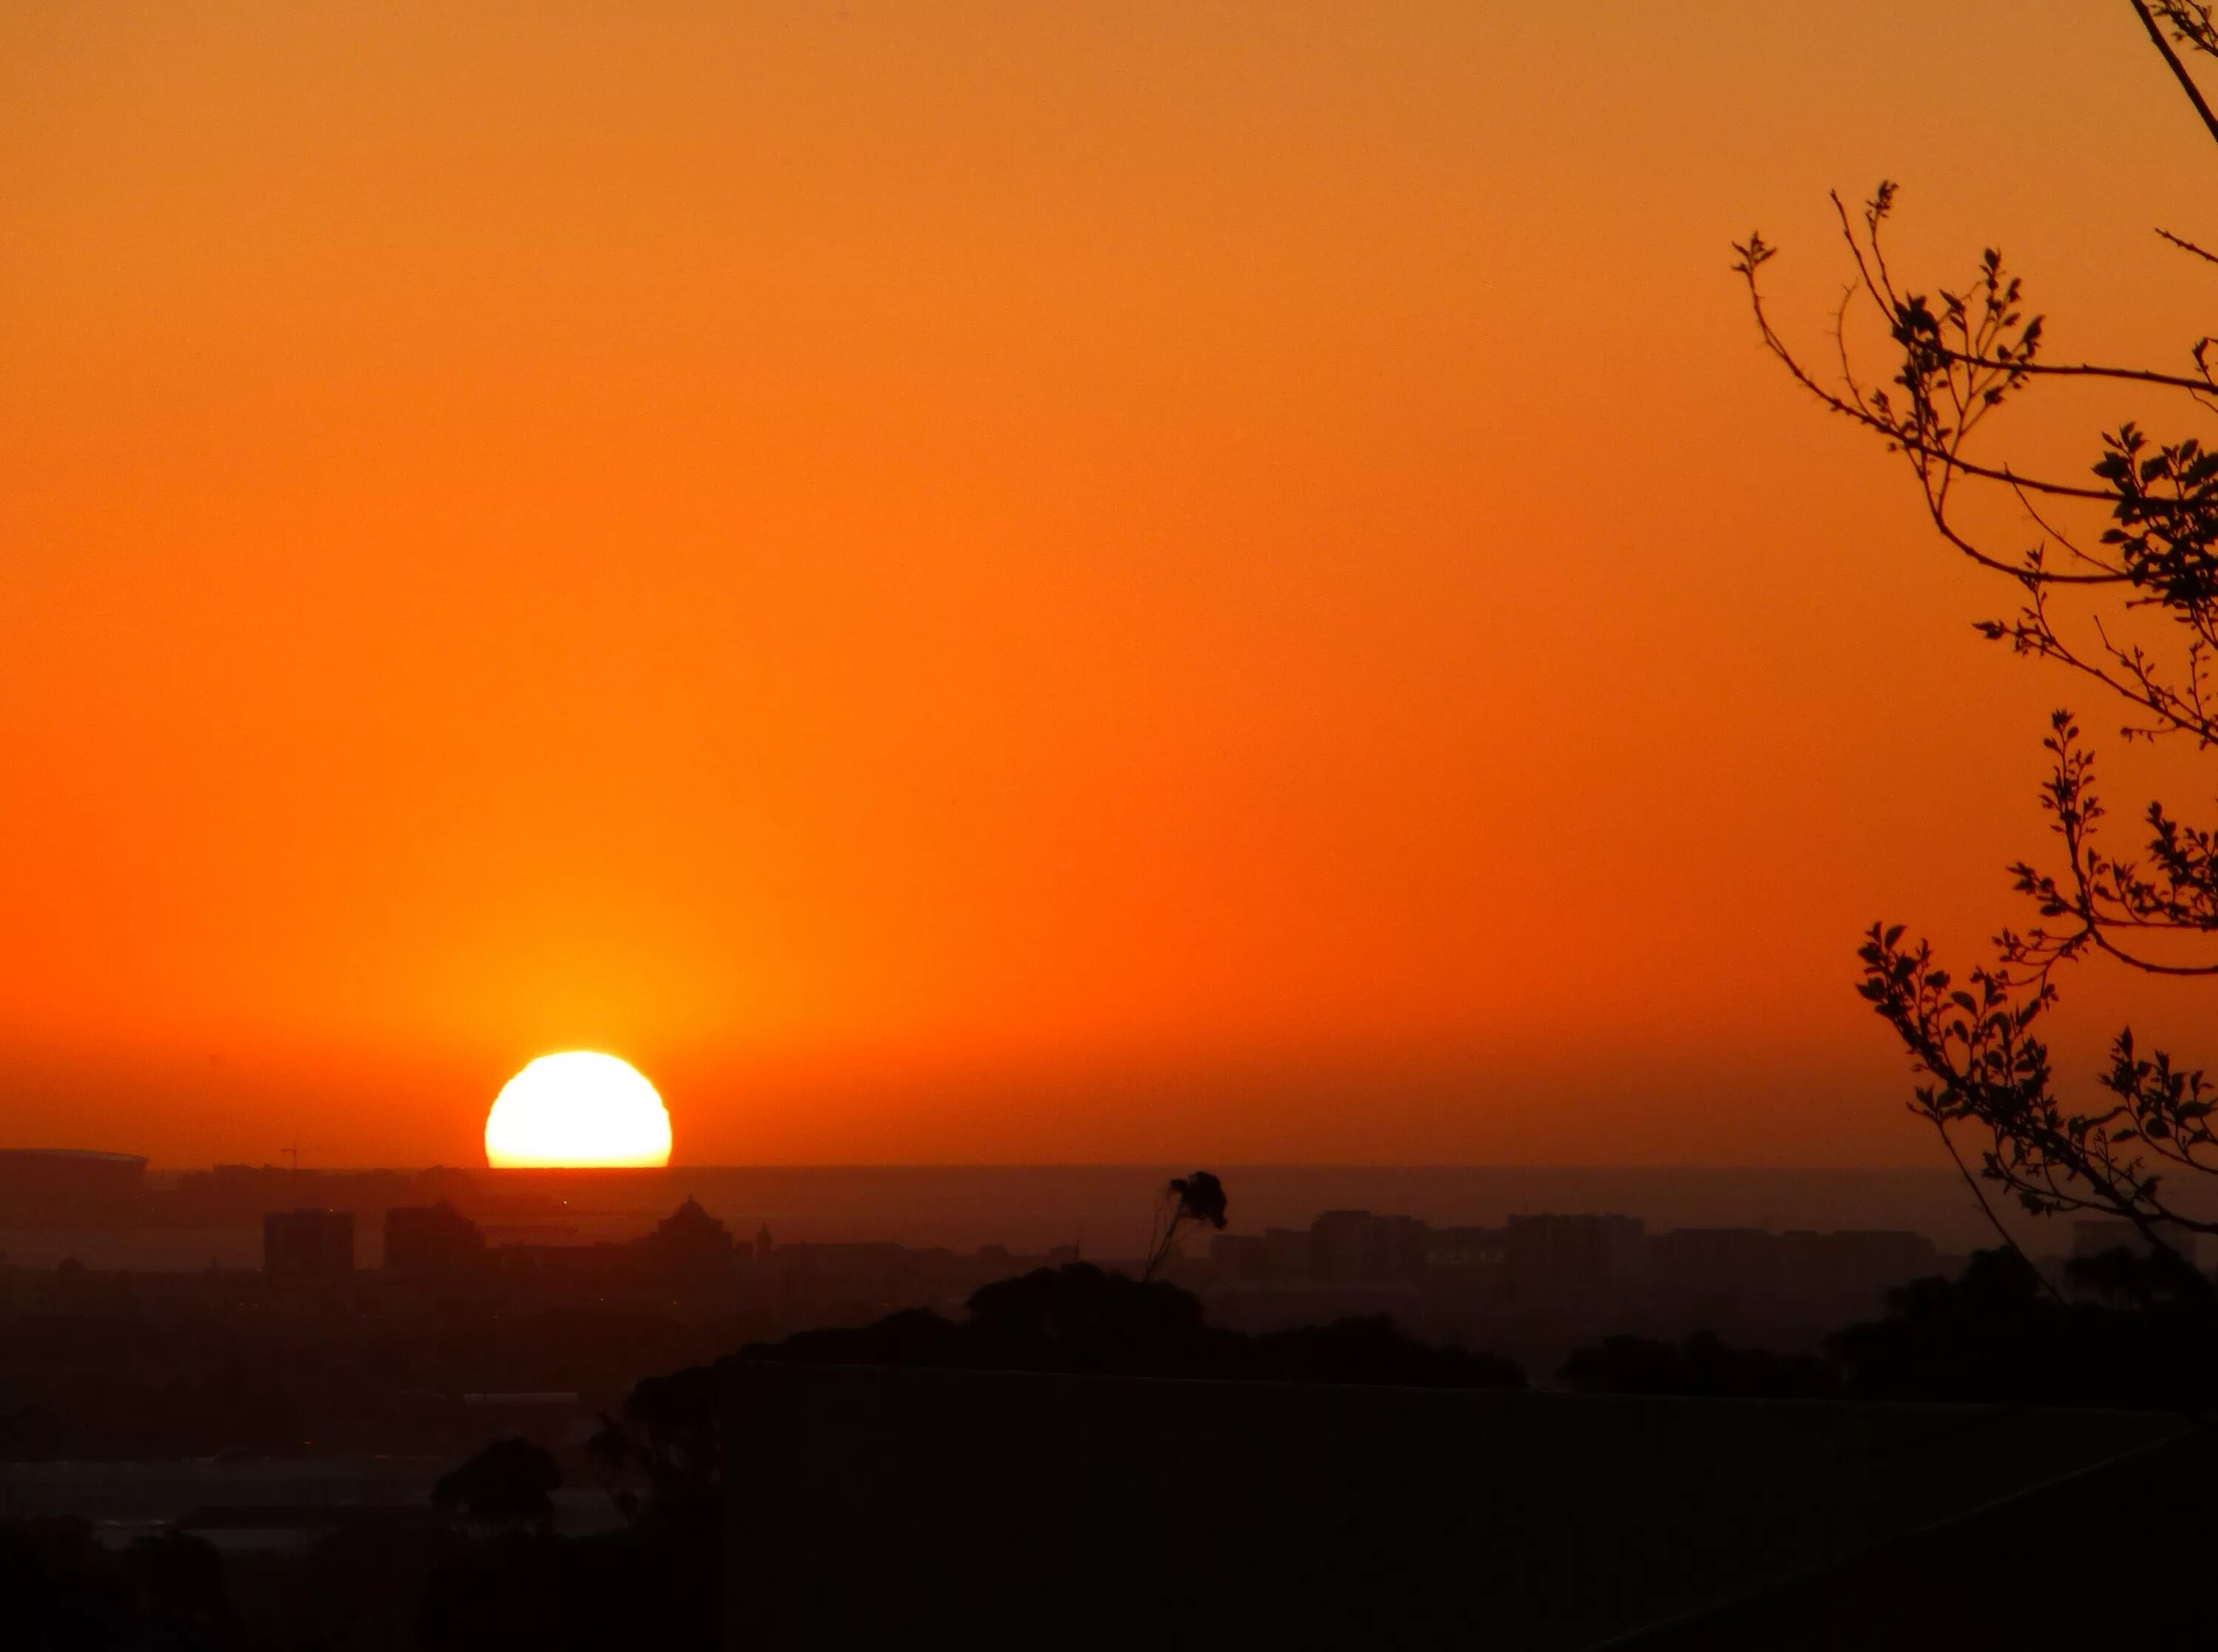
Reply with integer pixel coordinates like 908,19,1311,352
484,1052,672,1169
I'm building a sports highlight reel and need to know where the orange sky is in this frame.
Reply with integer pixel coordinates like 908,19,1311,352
3,1,2214,1166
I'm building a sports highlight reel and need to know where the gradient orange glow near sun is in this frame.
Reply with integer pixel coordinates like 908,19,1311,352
484,1053,673,1168
2,1,2211,1170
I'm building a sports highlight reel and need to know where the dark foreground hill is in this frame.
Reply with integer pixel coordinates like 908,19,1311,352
742,1260,1526,1387
725,1359,2206,1651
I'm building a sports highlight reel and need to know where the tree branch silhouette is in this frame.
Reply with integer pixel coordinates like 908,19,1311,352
1749,3,2218,1265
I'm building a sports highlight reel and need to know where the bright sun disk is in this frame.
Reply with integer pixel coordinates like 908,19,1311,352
484,1051,672,1168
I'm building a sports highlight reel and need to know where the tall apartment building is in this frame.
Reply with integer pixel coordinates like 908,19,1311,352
263,1209,355,1289
1503,1213,1645,1307
384,1200,486,1277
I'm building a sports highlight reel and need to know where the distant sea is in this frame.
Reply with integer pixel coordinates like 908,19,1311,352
1,1164,2038,1271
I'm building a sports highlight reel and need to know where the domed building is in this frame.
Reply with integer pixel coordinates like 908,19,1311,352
0,1149,148,1226
638,1197,735,1286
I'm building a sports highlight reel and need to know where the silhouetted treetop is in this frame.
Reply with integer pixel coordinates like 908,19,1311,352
738,1262,1523,1389
1825,1246,2218,1407
433,1437,560,1532
1142,1170,1229,1282
1742,1,2218,1266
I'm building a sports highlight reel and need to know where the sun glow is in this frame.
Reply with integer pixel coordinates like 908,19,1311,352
484,1052,673,1169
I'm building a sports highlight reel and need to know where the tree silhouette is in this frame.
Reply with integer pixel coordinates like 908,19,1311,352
433,1438,560,1533
1740,2,2218,1266
622,1364,719,1495
742,1261,1525,1387
0,1519,245,1651
1141,1171,1228,1282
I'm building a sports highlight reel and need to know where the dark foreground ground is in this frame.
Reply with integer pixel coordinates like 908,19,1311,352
15,1248,2218,1648
725,1360,2208,1650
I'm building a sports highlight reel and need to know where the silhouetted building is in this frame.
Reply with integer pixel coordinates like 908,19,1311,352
1260,1226,1311,1279
211,1164,315,1211
384,1201,486,1277
1423,1225,1508,1297
1311,1210,1428,1285
1649,1226,1939,1306
1217,1214,1453,1289
1505,1213,1644,1306
0,1149,149,1225
1209,1226,1319,1284
494,1239,631,1297
769,1241,954,1309
1650,1227,1780,1299
1210,1234,1262,1278
639,1198,736,1286
1785,1228,1937,1296
263,1209,355,1288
